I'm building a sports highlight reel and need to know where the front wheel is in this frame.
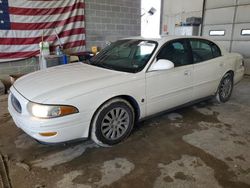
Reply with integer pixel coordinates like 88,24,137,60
216,73,234,103
91,98,135,147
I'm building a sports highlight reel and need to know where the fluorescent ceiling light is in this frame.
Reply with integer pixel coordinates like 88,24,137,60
241,29,250,36
209,30,225,36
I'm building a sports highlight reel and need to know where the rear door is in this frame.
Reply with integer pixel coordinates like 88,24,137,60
189,39,223,99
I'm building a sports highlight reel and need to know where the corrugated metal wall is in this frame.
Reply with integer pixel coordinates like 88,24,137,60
202,0,250,74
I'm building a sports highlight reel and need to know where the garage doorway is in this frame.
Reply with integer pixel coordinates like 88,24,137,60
141,0,162,37
201,0,250,74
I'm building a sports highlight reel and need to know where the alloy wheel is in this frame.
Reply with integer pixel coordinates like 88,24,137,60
100,107,130,141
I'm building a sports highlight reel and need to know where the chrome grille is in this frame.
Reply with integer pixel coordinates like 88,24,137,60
11,94,22,113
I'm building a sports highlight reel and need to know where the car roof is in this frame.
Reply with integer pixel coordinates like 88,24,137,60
122,35,212,44
121,35,227,54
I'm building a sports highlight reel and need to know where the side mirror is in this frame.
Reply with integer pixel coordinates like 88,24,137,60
149,59,174,71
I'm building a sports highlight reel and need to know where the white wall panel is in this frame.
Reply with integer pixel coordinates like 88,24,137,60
232,41,250,57
244,59,250,74
206,0,236,9
164,0,203,15
235,5,250,23
238,0,250,5
204,7,235,25
233,23,250,40
216,41,231,51
203,24,233,40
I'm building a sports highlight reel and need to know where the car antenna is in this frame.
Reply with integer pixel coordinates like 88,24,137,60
54,27,63,49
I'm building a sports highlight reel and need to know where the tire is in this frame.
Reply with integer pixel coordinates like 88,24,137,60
216,73,234,103
91,98,135,147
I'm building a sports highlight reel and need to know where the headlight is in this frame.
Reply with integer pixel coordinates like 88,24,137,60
27,102,79,119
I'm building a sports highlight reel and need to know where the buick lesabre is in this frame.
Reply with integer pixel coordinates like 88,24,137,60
8,36,245,146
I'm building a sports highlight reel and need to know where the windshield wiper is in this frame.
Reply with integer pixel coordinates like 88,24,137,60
83,59,92,64
91,62,115,71
100,64,116,71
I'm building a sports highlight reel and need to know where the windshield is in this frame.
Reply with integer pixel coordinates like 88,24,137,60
89,40,157,73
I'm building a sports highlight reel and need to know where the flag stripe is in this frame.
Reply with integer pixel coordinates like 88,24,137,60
65,46,87,54
11,15,85,30
9,2,85,16
0,22,85,38
0,51,40,59
8,0,79,9
0,34,86,52
0,41,86,59
51,40,86,51
0,28,85,45
10,7,84,23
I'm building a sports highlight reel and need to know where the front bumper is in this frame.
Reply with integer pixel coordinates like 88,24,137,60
8,87,90,143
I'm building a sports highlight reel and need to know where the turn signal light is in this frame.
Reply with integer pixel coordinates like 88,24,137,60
60,106,78,116
39,132,57,137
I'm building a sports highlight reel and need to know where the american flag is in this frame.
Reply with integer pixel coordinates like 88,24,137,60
0,0,86,60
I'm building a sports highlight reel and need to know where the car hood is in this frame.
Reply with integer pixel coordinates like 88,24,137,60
13,63,129,103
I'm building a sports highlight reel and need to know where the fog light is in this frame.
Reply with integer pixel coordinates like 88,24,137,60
39,132,57,137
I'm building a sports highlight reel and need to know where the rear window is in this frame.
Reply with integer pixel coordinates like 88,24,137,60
211,43,221,58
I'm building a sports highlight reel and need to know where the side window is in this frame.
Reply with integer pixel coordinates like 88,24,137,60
157,40,192,67
190,39,214,63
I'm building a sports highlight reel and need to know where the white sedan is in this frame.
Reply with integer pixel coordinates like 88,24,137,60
8,36,245,146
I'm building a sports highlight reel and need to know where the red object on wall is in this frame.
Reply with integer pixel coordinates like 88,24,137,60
163,24,168,32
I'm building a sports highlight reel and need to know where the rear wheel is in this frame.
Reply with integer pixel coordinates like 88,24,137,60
216,73,234,103
91,98,135,146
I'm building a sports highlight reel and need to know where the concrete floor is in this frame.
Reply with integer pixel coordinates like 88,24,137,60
0,76,250,188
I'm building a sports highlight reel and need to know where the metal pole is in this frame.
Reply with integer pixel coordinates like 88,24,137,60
200,0,206,36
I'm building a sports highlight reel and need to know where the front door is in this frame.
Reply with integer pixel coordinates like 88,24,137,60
146,39,194,116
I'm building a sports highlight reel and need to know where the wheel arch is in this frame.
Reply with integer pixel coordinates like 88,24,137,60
220,70,234,81
224,70,235,83
216,70,235,103
88,95,141,138
225,70,234,77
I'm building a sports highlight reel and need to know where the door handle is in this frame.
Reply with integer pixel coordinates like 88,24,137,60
184,70,191,76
